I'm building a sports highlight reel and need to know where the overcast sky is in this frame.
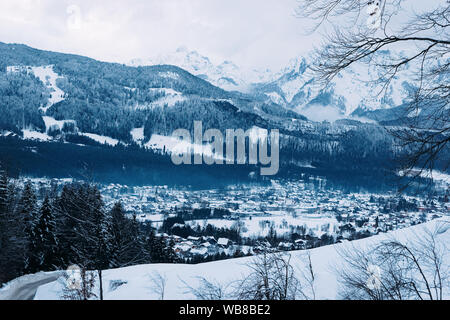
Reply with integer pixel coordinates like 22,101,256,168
0,0,324,69
0,0,441,70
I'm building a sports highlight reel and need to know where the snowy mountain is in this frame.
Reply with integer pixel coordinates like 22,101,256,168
129,47,412,121
130,48,415,122
30,218,449,300
128,47,276,92
252,53,414,122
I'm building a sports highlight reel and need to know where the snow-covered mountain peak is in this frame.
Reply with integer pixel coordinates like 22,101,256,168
129,47,414,119
128,47,277,92
282,56,308,76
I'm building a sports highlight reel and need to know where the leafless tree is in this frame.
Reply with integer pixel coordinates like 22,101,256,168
296,251,317,300
149,271,167,300
296,0,450,185
233,251,301,300
61,265,97,300
336,221,449,300
180,251,318,300
181,276,230,300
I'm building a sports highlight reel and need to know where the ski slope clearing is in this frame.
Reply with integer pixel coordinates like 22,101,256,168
30,66,65,113
34,218,449,300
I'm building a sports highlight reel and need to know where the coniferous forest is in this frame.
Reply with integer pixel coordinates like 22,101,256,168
0,169,180,285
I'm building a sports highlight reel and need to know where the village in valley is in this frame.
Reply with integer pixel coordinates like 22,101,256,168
16,177,449,263
94,178,449,262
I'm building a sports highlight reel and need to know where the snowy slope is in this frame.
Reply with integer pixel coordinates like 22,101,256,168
80,133,119,146
258,54,412,120
129,48,413,119
22,129,51,141
7,65,70,137
29,66,65,113
144,134,218,159
42,116,76,134
7,65,65,113
0,271,62,300
34,218,449,300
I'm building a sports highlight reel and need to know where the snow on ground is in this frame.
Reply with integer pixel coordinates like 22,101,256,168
397,168,450,185
29,66,65,113
149,88,185,108
331,62,407,115
145,127,270,162
0,271,62,300
188,213,338,238
130,127,145,143
8,66,69,140
150,95,185,109
431,171,450,183
0,131,14,137
145,134,216,159
33,218,450,300
129,47,278,92
281,76,308,104
22,129,51,141
42,116,75,134
135,213,165,223
158,72,179,80
134,88,186,110
265,92,285,105
149,88,182,96
81,133,119,146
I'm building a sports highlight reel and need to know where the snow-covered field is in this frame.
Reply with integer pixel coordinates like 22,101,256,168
22,129,51,141
130,127,145,143
80,133,119,146
187,212,338,238
144,134,216,159
42,116,75,134
33,218,449,300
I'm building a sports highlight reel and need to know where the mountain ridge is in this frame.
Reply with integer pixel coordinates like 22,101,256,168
129,47,416,122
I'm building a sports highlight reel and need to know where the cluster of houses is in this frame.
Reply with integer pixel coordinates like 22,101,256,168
20,177,449,259
98,180,448,257
154,231,310,260
154,233,251,260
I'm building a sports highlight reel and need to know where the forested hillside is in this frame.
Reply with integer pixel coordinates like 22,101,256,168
1,42,445,185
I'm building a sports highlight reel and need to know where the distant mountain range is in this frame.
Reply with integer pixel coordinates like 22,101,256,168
129,47,415,122
128,46,277,92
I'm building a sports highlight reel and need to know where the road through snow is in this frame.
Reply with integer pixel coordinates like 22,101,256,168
0,271,62,300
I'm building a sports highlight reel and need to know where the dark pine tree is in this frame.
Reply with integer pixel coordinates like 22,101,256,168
0,170,27,284
79,185,111,300
17,180,38,272
55,183,112,300
30,196,59,272
109,202,144,268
